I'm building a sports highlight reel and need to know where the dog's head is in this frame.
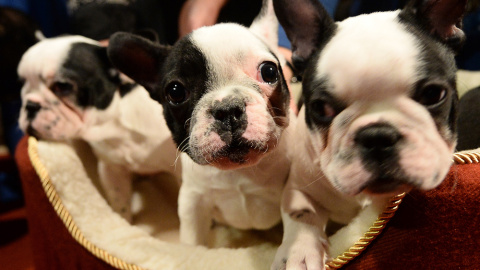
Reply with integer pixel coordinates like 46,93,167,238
18,35,129,141
274,0,466,195
108,0,291,170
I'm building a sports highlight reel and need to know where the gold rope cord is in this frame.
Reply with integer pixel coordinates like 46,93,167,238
453,151,480,164
28,137,146,270
27,137,480,270
325,193,405,269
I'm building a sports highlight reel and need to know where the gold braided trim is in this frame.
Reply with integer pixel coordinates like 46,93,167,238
27,136,480,270
27,137,146,270
325,193,406,269
453,150,480,164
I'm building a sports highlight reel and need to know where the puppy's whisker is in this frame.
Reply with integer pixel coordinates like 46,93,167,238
184,117,192,129
172,136,190,167
173,145,189,168
301,177,322,189
176,136,190,153
273,132,280,148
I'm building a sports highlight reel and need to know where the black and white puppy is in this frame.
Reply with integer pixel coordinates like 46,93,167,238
271,0,465,268
18,36,180,221
108,0,294,246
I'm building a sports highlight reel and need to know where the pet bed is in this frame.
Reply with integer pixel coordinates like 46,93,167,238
15,136,480,269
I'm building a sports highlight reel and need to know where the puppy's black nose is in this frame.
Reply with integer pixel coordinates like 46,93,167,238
211,98,247,141
354,123,402,155
212,103,246,130
25,100,42,120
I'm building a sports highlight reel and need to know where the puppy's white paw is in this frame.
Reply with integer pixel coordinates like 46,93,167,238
271,237,328,270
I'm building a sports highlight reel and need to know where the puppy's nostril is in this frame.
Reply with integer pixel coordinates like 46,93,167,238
232,107,244,121
25,100,42,120
354,123,402,151
213,110,227,122
212,105,245,124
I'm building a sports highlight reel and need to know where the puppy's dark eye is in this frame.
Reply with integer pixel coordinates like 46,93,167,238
259,62,278,84
166,82,189,105
51,82,74,96
416,85,447,106
311,100,337,123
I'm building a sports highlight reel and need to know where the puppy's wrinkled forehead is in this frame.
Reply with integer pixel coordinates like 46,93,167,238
191,23,277,85
18,36,99,80
317,11,419,102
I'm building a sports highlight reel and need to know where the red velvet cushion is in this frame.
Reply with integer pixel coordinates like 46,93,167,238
346,161,480,269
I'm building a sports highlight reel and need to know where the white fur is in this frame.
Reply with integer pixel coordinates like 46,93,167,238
317,11,420,102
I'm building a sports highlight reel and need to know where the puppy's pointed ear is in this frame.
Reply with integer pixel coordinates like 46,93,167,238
273,0,335,72
402,0,467,52
107,32,170,91
249,0,279,50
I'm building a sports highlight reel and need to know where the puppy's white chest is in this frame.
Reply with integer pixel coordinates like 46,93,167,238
181,153,284,230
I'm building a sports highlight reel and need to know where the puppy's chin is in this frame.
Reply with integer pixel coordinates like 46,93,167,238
329,160,448,197
208,148,268,170
22,116,83,141
360,180,412,197
25,125,72,142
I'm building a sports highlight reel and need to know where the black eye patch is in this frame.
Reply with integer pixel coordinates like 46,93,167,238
303,73,345,130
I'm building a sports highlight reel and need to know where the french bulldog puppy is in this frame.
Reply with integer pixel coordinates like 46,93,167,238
271,0,466,268
18,35,180,221
108,0,295,246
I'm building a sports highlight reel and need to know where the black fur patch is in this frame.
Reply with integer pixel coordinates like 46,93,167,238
156,37,209,150
303,74,345,132
268,50,291,127
62,43,121,109
397,12,458,137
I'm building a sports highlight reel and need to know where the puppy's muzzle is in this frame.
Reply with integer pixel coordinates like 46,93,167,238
211,98,247,144
354,123,403,161
25,100,42,121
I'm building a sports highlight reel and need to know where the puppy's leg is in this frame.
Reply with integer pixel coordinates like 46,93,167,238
178,182,213,246
98,161,133,222
272,189,329,270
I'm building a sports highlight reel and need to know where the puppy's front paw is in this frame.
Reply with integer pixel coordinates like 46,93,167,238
271,237,328,270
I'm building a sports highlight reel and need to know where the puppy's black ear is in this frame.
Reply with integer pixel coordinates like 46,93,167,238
273,0,336,72
133,28,160,43
107,32,170,91
402,0,467,52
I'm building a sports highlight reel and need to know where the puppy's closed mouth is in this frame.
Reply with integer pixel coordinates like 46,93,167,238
207,139,271,169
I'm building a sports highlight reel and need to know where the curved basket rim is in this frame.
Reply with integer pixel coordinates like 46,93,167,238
27,136,480,270
28,137,146,270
